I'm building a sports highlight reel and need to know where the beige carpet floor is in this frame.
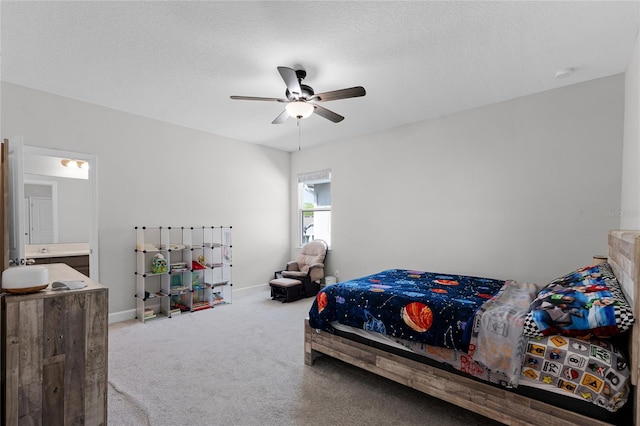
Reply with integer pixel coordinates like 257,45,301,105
107,288,500,426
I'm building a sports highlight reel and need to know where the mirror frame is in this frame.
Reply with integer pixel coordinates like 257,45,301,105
23,145,99,280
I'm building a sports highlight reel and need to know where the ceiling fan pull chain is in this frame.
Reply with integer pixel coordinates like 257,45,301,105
298,119,302,151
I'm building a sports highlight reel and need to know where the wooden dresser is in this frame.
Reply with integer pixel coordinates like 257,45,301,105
1,264,108,425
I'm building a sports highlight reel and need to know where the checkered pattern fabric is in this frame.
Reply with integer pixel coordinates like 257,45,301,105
615,305,635,332
523,311,544,337
601,263,634,333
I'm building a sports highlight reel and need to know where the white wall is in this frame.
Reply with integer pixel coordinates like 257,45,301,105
291,75,624,285
621,31,640,228
2,82,291,316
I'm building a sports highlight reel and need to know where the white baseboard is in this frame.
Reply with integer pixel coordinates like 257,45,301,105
233,282,269,294
107,284,270,324
109,308,136,324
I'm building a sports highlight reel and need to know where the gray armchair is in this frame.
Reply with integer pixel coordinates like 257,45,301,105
281,239,328,297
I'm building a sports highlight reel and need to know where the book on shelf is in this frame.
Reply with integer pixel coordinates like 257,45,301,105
172,302,190,312
192,301,212,311
170,286,189,295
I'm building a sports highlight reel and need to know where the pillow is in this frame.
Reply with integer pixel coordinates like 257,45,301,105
523,263,634,338
547,264,609,286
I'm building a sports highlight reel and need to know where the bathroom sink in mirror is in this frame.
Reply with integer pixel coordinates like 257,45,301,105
7,137,99,280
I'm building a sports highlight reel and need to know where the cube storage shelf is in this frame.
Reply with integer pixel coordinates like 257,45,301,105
135,226,232,323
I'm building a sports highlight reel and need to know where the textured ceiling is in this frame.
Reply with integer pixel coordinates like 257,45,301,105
1,1,639,152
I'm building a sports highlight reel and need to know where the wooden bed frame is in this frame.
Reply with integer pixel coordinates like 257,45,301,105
304,230,639,426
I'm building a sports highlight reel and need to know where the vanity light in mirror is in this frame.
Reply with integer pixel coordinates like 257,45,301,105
60,158,88,169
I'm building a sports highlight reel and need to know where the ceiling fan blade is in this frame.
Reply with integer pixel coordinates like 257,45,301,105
271,110,289,124
313,105,344,123
230,95,288,102
277,66,302,98
312,86,366,102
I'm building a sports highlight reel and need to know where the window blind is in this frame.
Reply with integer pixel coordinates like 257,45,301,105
297,169,331,184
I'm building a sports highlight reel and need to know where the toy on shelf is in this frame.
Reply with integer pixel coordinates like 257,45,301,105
192,260,206,270
151,253,168,274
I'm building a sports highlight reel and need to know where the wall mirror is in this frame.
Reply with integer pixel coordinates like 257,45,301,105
8,137,99,280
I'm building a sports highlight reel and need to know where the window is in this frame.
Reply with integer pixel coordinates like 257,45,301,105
298,169,331,247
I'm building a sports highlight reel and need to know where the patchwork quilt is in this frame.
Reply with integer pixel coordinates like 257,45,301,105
308,269,505,352
520,335,630,412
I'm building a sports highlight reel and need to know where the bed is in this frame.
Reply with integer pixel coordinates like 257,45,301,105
304,230,639,425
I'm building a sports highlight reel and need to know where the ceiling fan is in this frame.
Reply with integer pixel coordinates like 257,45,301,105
230,66,366,124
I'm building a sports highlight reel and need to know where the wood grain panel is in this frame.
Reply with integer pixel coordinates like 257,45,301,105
85,291,107,372
608,230,640,391
18,300,43,387
64,294,86,425
84,369,106,426
17,381,41,425
43,296,66,359
42,360,64,425
84,291,108,426
2,264,108,425
4,300,20,424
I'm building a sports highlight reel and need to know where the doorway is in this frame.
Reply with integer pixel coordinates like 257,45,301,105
24,180,59,244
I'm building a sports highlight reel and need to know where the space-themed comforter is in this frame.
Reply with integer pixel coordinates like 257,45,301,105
308,269,506,352
308,269,632,413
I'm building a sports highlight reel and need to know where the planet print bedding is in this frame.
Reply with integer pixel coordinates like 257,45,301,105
307,269,506,353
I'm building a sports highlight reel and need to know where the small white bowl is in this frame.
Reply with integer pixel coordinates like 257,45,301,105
2,266,49,294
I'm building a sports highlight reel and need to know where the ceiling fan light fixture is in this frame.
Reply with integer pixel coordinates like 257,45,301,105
286,101,314,119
